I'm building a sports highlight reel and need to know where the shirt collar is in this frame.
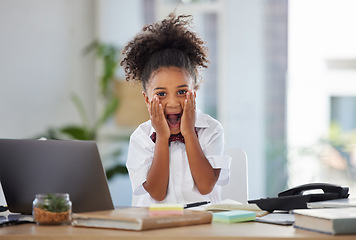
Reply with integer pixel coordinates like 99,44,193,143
195,108,209,129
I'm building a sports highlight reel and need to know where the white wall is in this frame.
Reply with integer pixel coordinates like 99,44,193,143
0,0,96,138
221,0,266,199
96,0,143,47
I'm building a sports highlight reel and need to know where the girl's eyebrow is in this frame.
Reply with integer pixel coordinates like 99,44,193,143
153,85,189,91
153,87,166,91
177,85,189,88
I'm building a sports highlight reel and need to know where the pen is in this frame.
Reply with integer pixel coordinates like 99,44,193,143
184,201,210,209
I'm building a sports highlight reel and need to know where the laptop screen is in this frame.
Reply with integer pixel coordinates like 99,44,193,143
0,139,114,214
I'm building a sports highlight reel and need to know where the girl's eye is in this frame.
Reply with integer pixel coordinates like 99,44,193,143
178,90,187,95
156,92,166,97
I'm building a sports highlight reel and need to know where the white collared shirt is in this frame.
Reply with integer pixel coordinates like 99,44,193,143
126,109,231,206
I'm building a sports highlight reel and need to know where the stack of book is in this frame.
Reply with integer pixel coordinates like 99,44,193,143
72,207,212,231
293,199,356,235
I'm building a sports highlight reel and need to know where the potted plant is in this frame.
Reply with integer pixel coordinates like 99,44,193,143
33,193,72,225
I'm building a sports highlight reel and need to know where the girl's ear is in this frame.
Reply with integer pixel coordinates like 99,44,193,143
142,91,150,106
142,91,152,115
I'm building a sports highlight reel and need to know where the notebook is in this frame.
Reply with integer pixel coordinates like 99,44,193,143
0,139,114,214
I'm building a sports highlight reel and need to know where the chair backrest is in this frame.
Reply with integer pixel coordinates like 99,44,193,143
130,148,249,206
221,148,249,203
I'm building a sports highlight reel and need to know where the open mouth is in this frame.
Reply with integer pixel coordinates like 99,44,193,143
166,113,181,128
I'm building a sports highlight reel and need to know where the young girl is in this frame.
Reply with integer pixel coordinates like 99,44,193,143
121,13,231,206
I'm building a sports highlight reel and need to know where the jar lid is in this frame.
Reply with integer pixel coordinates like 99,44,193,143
35,193,69,198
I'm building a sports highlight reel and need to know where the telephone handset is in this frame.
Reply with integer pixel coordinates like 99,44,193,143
248,183,349,212
278,183,349,200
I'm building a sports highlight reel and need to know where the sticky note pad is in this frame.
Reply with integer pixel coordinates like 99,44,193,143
149,204,184,216
213,210,256,223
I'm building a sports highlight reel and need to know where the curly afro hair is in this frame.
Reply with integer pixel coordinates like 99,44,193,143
120,13,209,92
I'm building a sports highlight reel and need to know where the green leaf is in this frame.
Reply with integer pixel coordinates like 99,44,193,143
70,93,90,130
97,44,120,96
83,40,99,55
94,97,119,131
106,164,128,180
59,126,93,140
83,40,120,96
38,194,70,213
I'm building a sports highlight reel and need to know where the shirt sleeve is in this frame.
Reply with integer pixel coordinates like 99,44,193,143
199,122,231,186
126,126,155,195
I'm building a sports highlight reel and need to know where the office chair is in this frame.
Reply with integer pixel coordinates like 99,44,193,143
221,148,249,203
130,148,249,206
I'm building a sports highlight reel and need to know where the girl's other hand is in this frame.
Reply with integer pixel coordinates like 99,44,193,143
150,96,170,140
181,91,196,137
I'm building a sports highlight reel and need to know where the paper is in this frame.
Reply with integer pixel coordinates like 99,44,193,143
204,199,268,217
213,210,256,223
255,213,295,226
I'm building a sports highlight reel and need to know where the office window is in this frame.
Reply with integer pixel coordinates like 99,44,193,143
328,96,356,181
331,97,356,133
288,0,356,196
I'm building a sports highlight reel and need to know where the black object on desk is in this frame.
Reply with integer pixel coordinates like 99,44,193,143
248,183,349,212
0,206,8,212
184,201,210,209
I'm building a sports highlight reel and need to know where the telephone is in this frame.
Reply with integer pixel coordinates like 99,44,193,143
248,183,349,212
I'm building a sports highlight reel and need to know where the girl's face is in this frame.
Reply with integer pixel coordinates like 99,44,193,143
143,67,196,134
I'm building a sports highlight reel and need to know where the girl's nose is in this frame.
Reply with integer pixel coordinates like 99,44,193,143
166,95,180,107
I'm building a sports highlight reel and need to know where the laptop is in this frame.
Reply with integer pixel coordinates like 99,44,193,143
0,139,114,214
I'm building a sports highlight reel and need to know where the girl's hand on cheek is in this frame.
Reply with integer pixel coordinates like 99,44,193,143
150,96,170,140
181,91,196,137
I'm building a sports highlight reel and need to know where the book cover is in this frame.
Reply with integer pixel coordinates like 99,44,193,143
293,208,356,235
72,207,212,231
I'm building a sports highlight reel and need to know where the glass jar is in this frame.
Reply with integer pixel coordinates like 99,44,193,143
33,193,72,225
